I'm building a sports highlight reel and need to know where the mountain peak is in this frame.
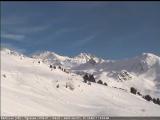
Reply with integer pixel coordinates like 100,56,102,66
33,51,69,60
1,47,11,53
141,53,159,59
73,52,96,63
76,52,92,58
126,52,160,73
139,52,160,65
1,47,23,57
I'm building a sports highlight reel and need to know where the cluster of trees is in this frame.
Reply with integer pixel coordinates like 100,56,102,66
58,66,68,72
142,95,160,105
130,87,160,105
97,80,108,86
83,73,108,86
49,65,69,73
49,65,56,69
152,98,160,105
83,74,96,83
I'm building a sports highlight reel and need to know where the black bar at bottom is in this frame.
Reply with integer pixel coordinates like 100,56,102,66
1,116,160,120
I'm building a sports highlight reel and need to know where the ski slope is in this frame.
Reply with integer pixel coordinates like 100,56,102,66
1,48,160,116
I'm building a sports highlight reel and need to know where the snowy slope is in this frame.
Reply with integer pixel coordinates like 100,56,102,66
72,53,160,98
1,48,160,116
33,50,160,98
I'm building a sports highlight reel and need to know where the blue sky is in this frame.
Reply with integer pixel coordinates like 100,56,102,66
1,2,160,59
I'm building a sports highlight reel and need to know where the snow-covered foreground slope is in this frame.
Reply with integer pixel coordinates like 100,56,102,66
1,48,160,116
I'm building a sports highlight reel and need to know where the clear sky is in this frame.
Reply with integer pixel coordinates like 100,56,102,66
1,2,160,59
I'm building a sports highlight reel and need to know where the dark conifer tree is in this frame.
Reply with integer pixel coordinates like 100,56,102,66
130,87,137,95
97,80,103,84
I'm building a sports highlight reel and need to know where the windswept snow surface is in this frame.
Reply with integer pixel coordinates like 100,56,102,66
1,48,160,116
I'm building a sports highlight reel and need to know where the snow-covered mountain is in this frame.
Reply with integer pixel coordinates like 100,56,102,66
33,50,160,98
32,51,103,68
72,52,160,97
1,48,160,116
32,51,70,66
